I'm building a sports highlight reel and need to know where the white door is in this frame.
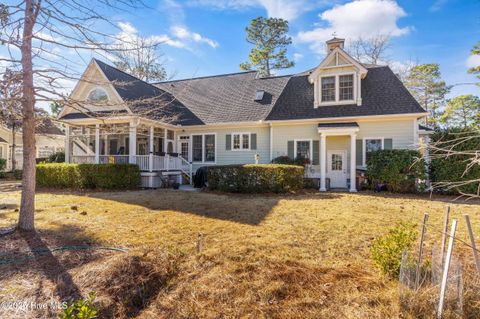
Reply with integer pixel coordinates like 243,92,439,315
178,136,190,161
327,150,347,188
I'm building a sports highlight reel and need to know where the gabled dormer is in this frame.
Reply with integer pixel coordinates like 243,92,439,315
308,38,368,108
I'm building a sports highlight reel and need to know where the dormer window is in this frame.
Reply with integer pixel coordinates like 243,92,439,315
339,74,354,101
321,77,335,102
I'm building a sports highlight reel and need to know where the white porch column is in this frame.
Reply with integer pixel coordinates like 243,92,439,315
129,121,137,164
164,128,167,153
64,125,70,163
320,134,327,192
95,124,100,164
149,126,154,172
350,133,357,192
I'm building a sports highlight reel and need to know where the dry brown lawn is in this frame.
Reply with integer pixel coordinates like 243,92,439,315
0,185,479,318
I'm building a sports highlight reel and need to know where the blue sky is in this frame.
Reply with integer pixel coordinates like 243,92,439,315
107,0,480,98
1,0,479,106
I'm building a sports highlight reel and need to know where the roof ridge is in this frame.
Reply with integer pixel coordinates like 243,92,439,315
154,70,260,84
93,58,162,92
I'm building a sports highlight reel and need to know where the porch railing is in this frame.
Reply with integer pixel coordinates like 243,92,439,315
70,154,193,182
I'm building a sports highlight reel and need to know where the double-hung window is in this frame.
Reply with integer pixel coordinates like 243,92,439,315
364,138,383,165
192,134,216,163
232,133,250,150
295,140,311,160
339,74,354,101
321,76,335,102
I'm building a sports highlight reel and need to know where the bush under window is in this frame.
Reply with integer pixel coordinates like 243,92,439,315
366,149,426,193
36,163,140,189
208,164,304,193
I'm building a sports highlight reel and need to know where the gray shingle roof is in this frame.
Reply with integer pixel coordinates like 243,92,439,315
0,137,7,143
318,122,359,128
155,71,290,124
266,66,425,121
63,60,425,126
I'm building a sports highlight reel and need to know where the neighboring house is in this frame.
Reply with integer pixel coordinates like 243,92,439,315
0,119,65,171
58,37,432,191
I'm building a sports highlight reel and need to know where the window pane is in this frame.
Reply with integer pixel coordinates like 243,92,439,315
87,88,108,103
321,77,335,102
193,135,203,162
204,134,215,162
365,139,382,163
339,74,353,101
331,154,342,171
233,134,240,149
296,141,310,159
167,130,174,140
242,134,249,149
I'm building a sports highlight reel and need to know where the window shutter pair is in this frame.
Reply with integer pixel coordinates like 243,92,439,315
226,134,256,150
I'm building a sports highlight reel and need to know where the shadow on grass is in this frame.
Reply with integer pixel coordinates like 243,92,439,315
0,224,105,302
88,190,341,226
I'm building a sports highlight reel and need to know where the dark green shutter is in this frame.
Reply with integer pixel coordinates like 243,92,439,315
384,138,393,150
356,139,363,166
312,140,319,165
251,134,257,150
287,141,294,159
226,134,231,150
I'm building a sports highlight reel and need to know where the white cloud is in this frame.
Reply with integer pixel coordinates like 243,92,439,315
430,0,448,12
296,0,412,52
116,21,218,51
187,0,320,20
466,53,480,69
293,53,304,62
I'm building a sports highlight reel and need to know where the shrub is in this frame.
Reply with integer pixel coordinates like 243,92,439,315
366,149,426,193
272,156,293,165
47,151,65,163
430,129,480,195
0,158,6,172
60,291,97,319
371,222,417,278
36,163,140,189
13,169,22,180
208,164,304,193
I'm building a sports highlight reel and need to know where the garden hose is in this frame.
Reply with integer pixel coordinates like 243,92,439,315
0,245,128,266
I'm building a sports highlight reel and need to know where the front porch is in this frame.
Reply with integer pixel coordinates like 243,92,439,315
64,118,192,184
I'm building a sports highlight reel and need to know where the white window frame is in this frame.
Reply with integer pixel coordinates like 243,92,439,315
190,133,217,164
231,132,251,151
319,72,356,106
363,137,384,167
294,139,313,161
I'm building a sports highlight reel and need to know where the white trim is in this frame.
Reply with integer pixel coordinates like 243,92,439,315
190,132,217,164
362,137,384,167
327,149,348,188
266,112,429,125
230,132,252,151
85,87,110,103
293,139,313,161
318,72,356,107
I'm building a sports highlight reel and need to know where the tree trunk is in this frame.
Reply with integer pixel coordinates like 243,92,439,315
11,125,16,172
18,0,37,231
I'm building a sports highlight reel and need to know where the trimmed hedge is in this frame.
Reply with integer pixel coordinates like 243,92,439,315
208,164,304,193
36,163,141,189
366,149,426,193
430,129,480,195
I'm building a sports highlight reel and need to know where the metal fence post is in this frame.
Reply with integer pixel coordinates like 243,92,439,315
440,206,450,268
437,219,457,319
416,212,429,289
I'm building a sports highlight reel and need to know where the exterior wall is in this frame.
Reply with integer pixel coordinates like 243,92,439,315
356,119,415,150
0,127,64,171
182,126,270,171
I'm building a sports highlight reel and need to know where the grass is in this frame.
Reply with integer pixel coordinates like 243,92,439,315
0,185,479,318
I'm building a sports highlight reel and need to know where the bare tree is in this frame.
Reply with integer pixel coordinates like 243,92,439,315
112,36,167,82
0,0,182,231
0,68,23,172
347,34,391,65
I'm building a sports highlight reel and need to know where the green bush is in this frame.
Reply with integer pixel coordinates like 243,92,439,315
59,291,97,319
0,158,6,172
36,163,141,189
272,156,310,166
371,222,417,278
366,149,426,193
208,164,304,193
13,169,22,180
47,151,65,163
430,129,480,195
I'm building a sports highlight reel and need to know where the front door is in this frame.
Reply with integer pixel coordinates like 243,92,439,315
327,150,347,188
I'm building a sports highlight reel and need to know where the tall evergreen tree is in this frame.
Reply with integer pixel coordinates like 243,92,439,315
468,42,480,86
404,64,450,127
240,17,294,77
440,95,480,129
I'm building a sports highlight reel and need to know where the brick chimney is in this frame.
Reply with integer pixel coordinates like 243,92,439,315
326,37,345,53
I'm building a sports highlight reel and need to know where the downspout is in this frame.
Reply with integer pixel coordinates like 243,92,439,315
269,123,273,163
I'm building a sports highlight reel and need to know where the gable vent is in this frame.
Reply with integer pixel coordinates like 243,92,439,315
254,90,265,101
